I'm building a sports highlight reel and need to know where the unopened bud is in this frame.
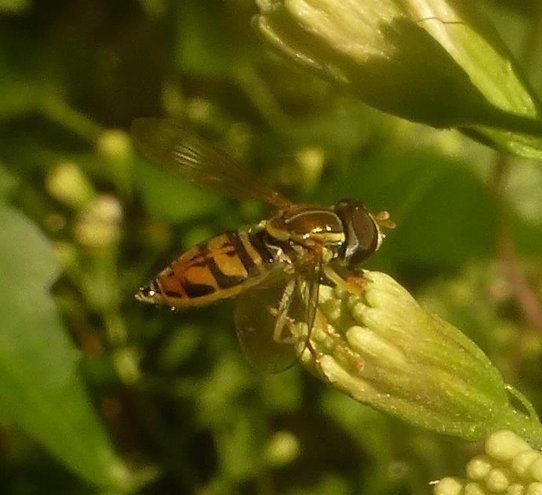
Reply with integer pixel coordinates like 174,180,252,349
299,271,542,446
434,430,542,494
73,195,123,248
46,161,96,210
254,0,542,158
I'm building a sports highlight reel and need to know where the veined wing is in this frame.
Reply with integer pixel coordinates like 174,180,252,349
234,261,321,373
131,118,292,209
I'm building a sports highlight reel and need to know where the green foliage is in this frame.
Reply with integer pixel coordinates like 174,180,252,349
0,172,128,489
0,1,542,494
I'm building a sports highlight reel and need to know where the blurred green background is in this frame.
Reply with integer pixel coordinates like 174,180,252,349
1,1,542,494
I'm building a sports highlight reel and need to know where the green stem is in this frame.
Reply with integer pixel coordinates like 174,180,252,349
472,106,542,137
41,94,102,143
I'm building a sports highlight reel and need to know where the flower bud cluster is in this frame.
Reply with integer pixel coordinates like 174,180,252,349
434,430,542,495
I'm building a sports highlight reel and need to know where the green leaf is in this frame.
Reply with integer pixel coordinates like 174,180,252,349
255,0,542,158
0,32,63,120
174,0,257,77
0,66,50,120
392,164,497,264
0,201,127,488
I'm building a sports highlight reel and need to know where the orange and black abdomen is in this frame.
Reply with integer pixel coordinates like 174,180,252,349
138,230,279,307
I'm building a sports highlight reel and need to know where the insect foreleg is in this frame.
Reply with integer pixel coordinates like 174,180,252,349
322,265,368,295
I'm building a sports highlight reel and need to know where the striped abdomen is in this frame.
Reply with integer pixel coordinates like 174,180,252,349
136,230,280,307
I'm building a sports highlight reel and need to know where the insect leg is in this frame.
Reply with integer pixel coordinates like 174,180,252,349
270,278,298,344
322,265,368,295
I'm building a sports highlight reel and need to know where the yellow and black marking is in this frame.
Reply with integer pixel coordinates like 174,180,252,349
138,230,280,307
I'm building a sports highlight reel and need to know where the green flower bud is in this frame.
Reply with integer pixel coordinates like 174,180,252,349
255,0,492,126
97,129,134,197
73,194,123,248
434,430,542,494
299,271,542,445
254,1,542,157
97,129,131,158
46,161,96,211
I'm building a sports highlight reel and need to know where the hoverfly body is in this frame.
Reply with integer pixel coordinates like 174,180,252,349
132,118,394,372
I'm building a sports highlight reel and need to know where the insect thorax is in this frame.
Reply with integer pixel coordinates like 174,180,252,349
264,205,346,263
263,200,383,268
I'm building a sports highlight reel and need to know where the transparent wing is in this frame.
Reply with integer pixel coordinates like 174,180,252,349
131,118,292,208
234,262,321,373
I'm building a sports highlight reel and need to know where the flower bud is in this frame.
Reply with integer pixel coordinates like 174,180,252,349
46,161,96,211
255,0,493,126
434,430,542,494
255,1,542,157
299,271,542,445
73,194,123,248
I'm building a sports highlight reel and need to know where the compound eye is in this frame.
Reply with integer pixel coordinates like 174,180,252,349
335,200,380,266
346,208,379,265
